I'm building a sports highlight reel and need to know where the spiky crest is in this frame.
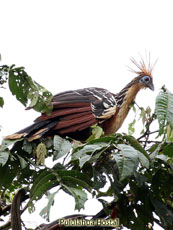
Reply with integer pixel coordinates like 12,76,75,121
129,54,157,78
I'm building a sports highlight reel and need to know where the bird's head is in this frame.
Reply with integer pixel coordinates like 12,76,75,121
138,75,154,91
130,56,155,91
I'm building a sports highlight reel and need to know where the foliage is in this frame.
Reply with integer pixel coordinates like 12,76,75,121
0,65,53,113
0,65,173,230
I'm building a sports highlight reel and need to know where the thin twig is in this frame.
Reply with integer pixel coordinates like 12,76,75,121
138,140,161,144
138,130,159,141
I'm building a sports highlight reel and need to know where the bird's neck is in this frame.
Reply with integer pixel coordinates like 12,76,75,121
104,83,141,134
119,83,141,108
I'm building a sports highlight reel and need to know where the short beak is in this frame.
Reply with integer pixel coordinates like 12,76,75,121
148,82,154,91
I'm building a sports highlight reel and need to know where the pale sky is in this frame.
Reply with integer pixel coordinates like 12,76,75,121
0,0,172,229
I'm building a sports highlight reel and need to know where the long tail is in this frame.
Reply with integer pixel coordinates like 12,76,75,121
5,120,58,142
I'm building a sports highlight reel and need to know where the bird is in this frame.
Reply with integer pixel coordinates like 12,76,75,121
5,57,155,142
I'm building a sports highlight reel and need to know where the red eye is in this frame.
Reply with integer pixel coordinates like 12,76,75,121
144,76,150,82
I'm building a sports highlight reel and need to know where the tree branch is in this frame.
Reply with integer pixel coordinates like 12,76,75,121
0,190,29,230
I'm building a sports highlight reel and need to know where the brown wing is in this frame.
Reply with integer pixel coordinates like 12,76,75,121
5,87,117,141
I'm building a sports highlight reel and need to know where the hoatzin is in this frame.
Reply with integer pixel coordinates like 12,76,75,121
5,58,154,142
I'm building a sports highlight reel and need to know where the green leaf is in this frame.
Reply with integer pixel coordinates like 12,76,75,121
88,135,118,145
150,143,163,161
162,143,173,157
27,90,39,108
22,140,34,154
0,151,10,166
112,144,139,181
155,86,173,131
53,135,72,160
16,154,28,169
30,169,55,197
27,80,53,114
86,125,104,142
9,67,28,105
92,168,107,190
36,143,47,165
79,154,92,168
124,135,150,160
0,159,20,192
0,138,23,151
137,151,149,168
139,106,151,125
62,184,87,211
128,119,136,135
56,169,92,187
29,169,58,212
0,96,4,107
40,191,57,221
88,151,103,164
61,176,91,191
72,142,109,168
8,66,53,114
31,168,91,206
166,124,173,142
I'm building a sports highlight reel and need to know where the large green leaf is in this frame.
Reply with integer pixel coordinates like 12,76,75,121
112,144,139,181
56,169,92,188
30,169,57,198
27,81,53,114
62,184,87,211
29,168,91,213
9,67,28,105
72,142,109,168
53,135,72,160
40,191,57,221
29,169,59,212
155,86,173,130
61,176,91,191
123,135,150,160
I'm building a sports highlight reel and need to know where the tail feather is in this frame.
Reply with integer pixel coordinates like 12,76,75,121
5,133,28,140
5,120,57,141
5,110,98,141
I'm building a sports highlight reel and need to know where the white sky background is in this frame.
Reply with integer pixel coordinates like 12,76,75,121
0,0,173,229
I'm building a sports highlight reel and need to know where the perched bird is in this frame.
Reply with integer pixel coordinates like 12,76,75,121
5,58,154,142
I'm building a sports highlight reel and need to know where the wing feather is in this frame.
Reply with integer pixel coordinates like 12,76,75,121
6,87,117,141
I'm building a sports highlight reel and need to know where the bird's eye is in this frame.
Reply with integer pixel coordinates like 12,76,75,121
139,76,151,83
144,76,150,82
